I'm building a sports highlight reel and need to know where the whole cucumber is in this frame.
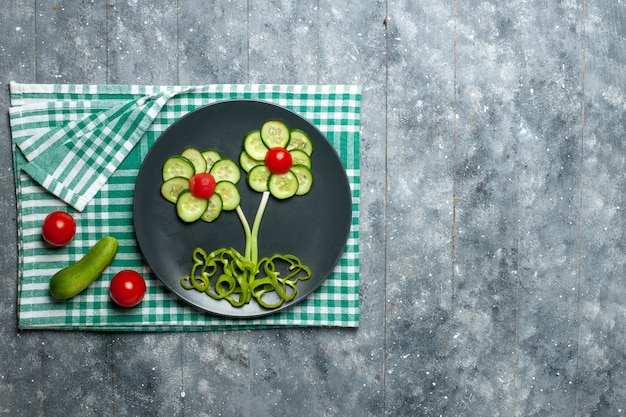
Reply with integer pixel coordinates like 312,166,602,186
49,236,118,300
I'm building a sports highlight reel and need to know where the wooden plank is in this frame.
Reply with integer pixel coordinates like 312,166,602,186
315,0,387,413
454,1,584,414
181,332,252,416
107,0,178,84
578,0,626,414
111,335,183,416
178,0,249,84
39,335,114,416
452,1,523,413
384,1,456,414
512,2,583,414
35,0,107,83
249,329,375,415
0,0,41,386
248,0,318,84
0,2,43,415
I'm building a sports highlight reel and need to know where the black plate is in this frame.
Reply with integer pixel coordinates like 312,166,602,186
133,100,352,318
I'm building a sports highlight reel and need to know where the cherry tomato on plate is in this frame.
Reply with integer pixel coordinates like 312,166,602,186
265,147,293,175
189,173,216,199
109,270,146,307
42,211,76,247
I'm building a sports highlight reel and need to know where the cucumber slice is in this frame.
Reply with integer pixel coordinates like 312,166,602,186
176,191,209,222
201,149,222,172
160,176,190,203
243,130,268,160
181,147,207,174
289,149,311,168
239,150,263,173
201,193,223,222
215,181,240,211
210,159,241,184
290,165,313,195
261,120,290,149
268,171,298,199
163,156,195,181
287,129,313,156
247,165,271,192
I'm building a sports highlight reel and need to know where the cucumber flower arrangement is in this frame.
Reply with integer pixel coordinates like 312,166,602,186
160,120,314,309
161,148,241,222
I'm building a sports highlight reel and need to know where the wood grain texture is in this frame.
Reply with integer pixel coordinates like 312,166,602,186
0,2,40,415
1,0,625,415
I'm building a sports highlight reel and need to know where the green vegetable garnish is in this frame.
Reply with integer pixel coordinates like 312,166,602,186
180,248,311,309
161,120,315,309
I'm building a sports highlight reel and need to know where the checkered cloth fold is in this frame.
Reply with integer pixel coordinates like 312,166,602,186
9,82,360,331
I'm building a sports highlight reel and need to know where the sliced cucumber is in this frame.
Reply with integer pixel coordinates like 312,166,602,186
287,129,313,156
239,150,263,173
243,130,268,160
290,165,314,195
176,191,209,222
268,171,298,199
247,165,271,192
210,158,241,184
215,181,240,211
260,120,290,149
160,176,190,203
163,156,195,181
201,149,222,172
181,147,207,174
201,193,223,222
289,149,311,168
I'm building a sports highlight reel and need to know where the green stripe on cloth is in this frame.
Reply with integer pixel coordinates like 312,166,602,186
9,83,360,331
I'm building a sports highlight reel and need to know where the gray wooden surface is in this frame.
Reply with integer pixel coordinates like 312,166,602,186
1,1,625,416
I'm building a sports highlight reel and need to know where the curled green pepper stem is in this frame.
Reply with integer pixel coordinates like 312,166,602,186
181,247,311,309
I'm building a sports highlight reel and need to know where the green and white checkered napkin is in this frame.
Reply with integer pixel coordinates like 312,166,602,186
9,82,360,331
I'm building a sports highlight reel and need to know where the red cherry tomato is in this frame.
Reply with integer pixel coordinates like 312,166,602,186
42,211,76,247
109,270,146,307
265,147,293,174
189,173,216,199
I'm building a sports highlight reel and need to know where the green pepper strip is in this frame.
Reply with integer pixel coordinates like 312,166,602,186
180,248,254,306
181,249,311,309
250,255,311,308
